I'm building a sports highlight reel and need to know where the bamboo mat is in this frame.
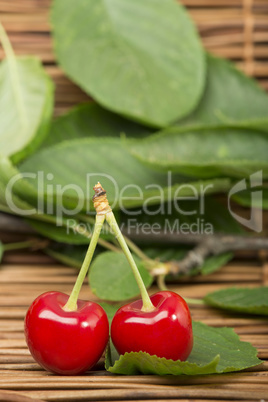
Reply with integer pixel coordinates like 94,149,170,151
1,0,268,400
0,0,267,116
0,250,267,401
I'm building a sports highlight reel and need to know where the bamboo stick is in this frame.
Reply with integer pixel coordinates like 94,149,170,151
0,333,28,340
1,381,268,392
0,364,40,371
0,390,45,402
1,263,261,275
1,11,267,31
0,356,34,363
0,266,76,275
0,382,176,391
19,386,268,401
0,340,26,348
0,361,262,376
0,276,77,284
0,349,30,356
2,254,55,265
1,372,268,386
1,269,262,284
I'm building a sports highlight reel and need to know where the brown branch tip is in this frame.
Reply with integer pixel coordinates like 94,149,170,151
92,182,111,215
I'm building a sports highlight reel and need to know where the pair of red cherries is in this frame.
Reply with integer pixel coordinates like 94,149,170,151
25,184,193,375
25,290,193,375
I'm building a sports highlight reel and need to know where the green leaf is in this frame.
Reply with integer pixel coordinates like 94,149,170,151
45,243,106,269
45,245,86,268
98,302,121,325
123,196,244,236
143,247,187,263
0,156,39,208
106,346,220,376
27,219,90,245
0,241,3,263
0,24,54,163
51,0,205,127
196,253,233,276
204,287,268,316
128,126,268,179
0,159,90,242
89,251,153,301
0,171,39,217
180,54,268,131
107,321,262,375
19,137,231,210
231,186,268,210
40,103,152,150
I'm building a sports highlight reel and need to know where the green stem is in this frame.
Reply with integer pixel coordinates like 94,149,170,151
183,297,205,305
79,213,147,260
72,219,119,253
76,214,120,252
157,274,168,291
105,211,155,312
63,214,105,311
0,22,15,58
0,22,27,128
3,240,42,252
123,236,150,262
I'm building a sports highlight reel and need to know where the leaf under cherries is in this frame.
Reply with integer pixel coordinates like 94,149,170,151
106,321,262,375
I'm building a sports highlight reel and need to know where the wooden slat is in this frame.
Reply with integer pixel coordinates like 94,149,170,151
18,387,268,401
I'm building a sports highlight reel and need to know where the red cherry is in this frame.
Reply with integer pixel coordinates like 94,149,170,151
25,291,109,375
111,291,193,361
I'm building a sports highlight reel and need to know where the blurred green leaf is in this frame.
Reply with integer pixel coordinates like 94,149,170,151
51,0,205,127
19,138,231,210
180,54,268,131
40,103,152,150
89,251,153,301
98,302,121,325
128,126,268,179
231,185,268,210
0,24,54,163
45,245,86,268
194,253,233,276
27,219,91,245
205,287,268,316
123,197,244,235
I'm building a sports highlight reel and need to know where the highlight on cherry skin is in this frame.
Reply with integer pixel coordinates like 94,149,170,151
24,291,109,375
111,291,193,361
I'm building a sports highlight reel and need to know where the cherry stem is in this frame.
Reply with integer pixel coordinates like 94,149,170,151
0,22,15,59
105,211,155,312
3,240,41,251
183,297,205,305
79,213,149,261
123,236,151,262
63,214,105,312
